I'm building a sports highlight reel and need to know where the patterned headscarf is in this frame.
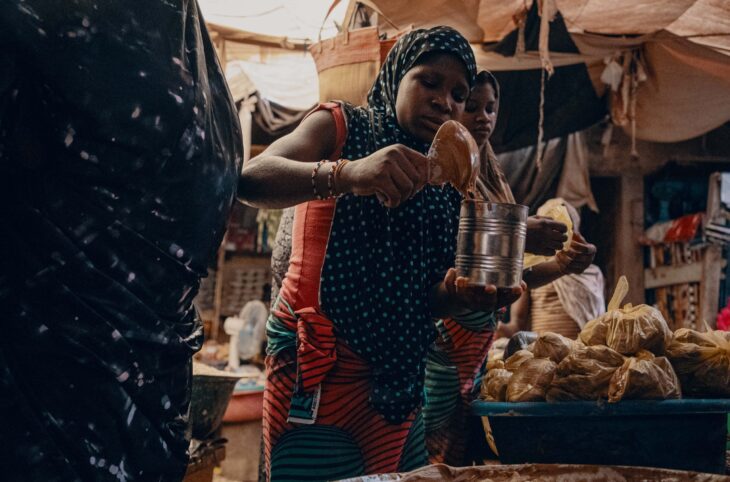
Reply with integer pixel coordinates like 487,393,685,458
320,27,477,423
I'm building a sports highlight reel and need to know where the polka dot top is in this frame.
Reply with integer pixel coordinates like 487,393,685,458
319,26,476,423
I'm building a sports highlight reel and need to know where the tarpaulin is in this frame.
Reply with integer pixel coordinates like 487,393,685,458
0,1,242,479
489,3,607,152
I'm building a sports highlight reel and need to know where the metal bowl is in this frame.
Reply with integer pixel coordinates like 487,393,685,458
190,364,242,439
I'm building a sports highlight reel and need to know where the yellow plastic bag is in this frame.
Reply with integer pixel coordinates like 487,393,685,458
506,358,557,402
605,304,672,356
532,332,579,364
547,345,625,401
504,349,534,372
523,198,574,269
579,276,672,356
480,368,513,402
667,327,730,397
608,351,681,402
579,316,610,346
486,359,505,371
580,275,628,346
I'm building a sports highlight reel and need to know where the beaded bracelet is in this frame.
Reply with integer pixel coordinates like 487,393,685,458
326,161,337,198
332,159,350,196
311,160,327,200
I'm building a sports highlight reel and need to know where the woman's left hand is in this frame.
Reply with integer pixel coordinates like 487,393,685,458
442,268,525,314
555,232,596,275
525,215,568,256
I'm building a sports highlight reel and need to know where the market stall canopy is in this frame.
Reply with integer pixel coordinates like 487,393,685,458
367,0,730,54
200,0,730,146
198,0,331,113
364,0,730,144
197,1,331,153
199,0,348,50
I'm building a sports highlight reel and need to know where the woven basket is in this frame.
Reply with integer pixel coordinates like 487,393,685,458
309,0,400,106
310,26,396,106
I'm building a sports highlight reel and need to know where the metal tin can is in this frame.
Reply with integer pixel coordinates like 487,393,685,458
456,200,528,287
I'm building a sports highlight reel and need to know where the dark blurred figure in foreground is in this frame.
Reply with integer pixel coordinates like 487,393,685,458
0,2,242,480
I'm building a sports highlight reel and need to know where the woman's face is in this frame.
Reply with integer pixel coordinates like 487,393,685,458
394,53,470,143
461,83,498,147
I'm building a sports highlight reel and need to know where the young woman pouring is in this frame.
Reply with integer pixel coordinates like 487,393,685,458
238,29,523,482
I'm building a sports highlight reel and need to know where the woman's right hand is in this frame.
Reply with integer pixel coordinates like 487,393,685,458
442,268,525,314
337,144,430,208
525,215,569,256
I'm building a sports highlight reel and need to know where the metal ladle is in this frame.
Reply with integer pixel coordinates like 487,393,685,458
427,120,481,197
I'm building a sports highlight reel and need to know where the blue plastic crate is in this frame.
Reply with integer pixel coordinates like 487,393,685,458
472,399,730,474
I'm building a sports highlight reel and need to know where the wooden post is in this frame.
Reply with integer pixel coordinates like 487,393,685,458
700,173,725,328
615,174,645,305
700,244,723,328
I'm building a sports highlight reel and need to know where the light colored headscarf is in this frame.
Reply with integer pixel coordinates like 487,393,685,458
472,71,515,204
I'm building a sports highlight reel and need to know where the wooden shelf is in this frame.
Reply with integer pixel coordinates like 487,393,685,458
645,262,703,289
644,244,724,329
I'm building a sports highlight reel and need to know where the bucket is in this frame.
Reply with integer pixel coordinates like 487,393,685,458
223,378,265,423
190,363,242,439
456,200,528,287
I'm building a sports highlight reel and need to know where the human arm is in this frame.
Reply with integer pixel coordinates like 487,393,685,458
237,110,430,209
523,232,597,289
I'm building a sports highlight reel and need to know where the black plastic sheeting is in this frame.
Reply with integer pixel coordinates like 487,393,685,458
488,2,607,154
0,1,242,480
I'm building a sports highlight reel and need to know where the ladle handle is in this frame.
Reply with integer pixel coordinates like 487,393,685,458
475,177,489,200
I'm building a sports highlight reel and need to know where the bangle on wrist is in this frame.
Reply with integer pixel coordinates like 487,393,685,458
311,160,327,200
332,159,349,196
326,161,337,198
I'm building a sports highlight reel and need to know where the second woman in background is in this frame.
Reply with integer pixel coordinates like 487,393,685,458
422,71,598,466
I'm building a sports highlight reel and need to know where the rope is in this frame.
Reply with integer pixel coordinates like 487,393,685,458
534,0,557,170
536,67,547,170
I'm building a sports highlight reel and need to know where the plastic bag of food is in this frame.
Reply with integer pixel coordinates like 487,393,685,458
506,358,557,402
580,275,628,347
480,368,513,402
523,198,573,269
486,359,505,371
579,316,609,346
608,351,681,402
633,349,656,361
666,328,730,397
547,345,625,401
487,336,509,363
532,332,578,363
504,331,538,360
672,327,730,347
504,349,534,372
605,304,672,356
